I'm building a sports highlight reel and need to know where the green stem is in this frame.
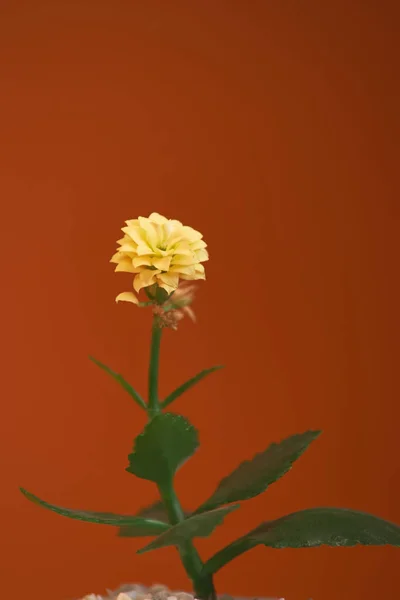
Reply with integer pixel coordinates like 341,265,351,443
158,480,185,525
147,314,215,600
148,318,163,417
202,535,256,578
158,479,216,600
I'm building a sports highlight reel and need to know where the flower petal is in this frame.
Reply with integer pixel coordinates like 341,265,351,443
122,228,142,246
170,264,196,277
115,258,137,273
110,252,122,264
180,264,205,281
132,256,152,268
149,212,168,224
191,239,207,251
118,243,137,253
157,272,180,292
195,248,209,262
166,232,185,248
171,241,194,255
115,292,139,304
181,225,203,242
116,235,130,245
125,219,139,227
171,253,196,266
136,242,154,256
134,269,161,292
152,256,172,271
138,217,159,249
157,281,176,294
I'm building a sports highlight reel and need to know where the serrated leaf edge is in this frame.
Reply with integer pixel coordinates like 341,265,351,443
195,430,321,514
126,413,199,483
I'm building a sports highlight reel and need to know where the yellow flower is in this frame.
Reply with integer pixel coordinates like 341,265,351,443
111,212,208,304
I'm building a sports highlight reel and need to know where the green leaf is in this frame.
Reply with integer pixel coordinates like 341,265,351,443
203,507,400,575
195,430,321,513
20,488,170,535
126,413,199,484
137,500,191,521
137,505,240,554
118,500,191,537
161,366,224,409
89,356,146,410
250,508,400,548
137,500,171,521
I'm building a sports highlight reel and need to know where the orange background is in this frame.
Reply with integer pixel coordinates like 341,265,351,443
1,2,399,599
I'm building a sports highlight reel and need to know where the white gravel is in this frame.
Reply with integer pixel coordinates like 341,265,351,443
79,583,283,600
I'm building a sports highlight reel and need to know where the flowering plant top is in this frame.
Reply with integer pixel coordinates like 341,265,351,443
21,213,400,600
111,212,207,302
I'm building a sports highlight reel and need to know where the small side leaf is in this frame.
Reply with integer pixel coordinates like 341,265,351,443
20,488,170,535
137,505,240,554
161,366,224,409
203,508,400,575
126,413,199,485
118,501,191,537
89,356,146,410
195,430,321,513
